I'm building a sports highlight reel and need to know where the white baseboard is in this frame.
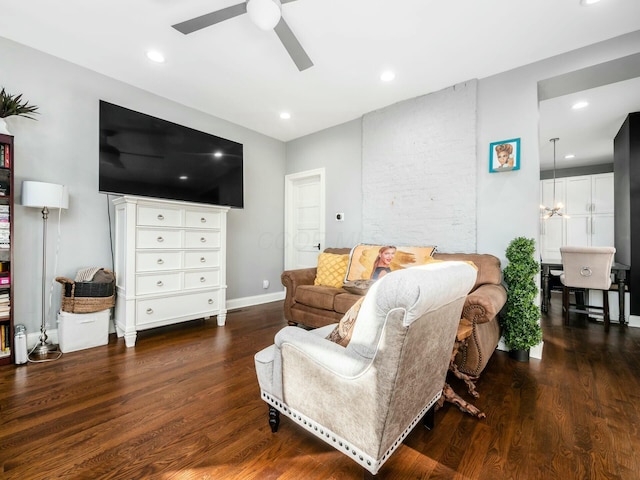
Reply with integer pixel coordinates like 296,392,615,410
226,291,285,311
22,293,286,350
26,330,59,349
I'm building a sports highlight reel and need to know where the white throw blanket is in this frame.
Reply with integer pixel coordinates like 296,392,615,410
75,267,103,282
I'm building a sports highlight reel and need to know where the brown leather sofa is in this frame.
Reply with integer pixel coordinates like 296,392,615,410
281,248,507,377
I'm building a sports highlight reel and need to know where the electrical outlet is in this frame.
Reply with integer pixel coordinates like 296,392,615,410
263,279,270,289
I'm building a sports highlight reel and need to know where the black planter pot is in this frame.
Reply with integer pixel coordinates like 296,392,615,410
509,349,530,362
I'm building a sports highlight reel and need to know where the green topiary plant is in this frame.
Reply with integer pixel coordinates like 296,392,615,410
0,87,39,119
500,236,543,352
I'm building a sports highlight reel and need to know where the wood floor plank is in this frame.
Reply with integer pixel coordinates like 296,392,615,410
2,297,640,479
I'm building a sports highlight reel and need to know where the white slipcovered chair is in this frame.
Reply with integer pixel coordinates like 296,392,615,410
560,246,616,332
254,261,477,475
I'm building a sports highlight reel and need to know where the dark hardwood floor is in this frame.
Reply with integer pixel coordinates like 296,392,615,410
1,295,639,479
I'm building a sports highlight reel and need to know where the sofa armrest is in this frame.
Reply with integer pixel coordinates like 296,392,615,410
462,284,507,325
281,267,317,322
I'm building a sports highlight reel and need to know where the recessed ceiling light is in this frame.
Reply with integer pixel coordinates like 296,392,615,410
572,101,589,110
380,70,395,82
146,50,165,63
280,112,291,120
580,0,601,5
179,175,188,180
564,154,575,159
214,151,223,158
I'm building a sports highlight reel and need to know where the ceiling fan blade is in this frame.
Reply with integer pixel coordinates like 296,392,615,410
274,17,313,71
172,2,248,34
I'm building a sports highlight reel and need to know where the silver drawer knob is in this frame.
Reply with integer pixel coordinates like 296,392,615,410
208,299,214,304
157,236,164,243
200,277,206,282
157,258,164,264
156,281,163,287
200,257,206,263
157,214,164,221
200,237,207,243
146,308,153,314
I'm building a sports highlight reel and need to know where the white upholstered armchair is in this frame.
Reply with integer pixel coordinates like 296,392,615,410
254,261,477,475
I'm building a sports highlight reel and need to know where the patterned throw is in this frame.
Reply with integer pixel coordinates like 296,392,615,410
75,267,104,282
325,296,365,347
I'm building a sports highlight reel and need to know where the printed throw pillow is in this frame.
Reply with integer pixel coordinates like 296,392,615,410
314,253,349,288
326,296,365,347
344,244,437,282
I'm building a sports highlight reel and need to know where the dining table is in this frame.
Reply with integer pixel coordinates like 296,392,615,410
540,258,630,325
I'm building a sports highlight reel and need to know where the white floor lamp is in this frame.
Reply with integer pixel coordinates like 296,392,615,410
22,181,69,357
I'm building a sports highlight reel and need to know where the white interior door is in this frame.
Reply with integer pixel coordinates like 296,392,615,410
284,168,326,270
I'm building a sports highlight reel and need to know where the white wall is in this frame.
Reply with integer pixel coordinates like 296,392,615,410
477,30,640,266
286,118,363,248
362,81,477,251
285,31,640,271
0,36,286,338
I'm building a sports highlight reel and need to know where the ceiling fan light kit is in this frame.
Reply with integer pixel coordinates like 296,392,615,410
172,0,313,72
247,0,282,30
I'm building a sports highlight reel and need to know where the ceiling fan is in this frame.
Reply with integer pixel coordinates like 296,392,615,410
172,0,313,71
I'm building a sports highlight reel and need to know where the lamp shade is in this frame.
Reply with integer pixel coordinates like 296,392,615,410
22,181,69,209
247,0,281,30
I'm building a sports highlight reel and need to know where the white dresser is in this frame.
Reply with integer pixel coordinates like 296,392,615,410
113,196,229,347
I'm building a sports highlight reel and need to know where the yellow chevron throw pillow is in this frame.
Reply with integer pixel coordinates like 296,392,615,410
314,253,349,288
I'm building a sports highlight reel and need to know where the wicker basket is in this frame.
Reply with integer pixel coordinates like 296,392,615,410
56,271,116,314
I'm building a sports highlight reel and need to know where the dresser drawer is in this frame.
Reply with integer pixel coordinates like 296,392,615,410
184,269,220,289
136,251,182,272
137,206,183,227
185,230,220,249
137,228,182,249
185,210,221,229
184,250,220,269
136,290,221,326
136,272,182,295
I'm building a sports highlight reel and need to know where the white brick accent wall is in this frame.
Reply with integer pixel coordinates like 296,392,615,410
362,81,477,252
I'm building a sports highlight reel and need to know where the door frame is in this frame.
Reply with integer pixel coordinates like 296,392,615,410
284,168,326,270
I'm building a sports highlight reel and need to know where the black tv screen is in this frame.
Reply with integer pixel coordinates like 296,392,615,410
99,100,243,208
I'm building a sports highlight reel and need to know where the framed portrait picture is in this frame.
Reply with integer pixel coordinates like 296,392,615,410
489,138,520,173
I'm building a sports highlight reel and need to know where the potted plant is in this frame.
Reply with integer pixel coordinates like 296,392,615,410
0,87,39,135
500,236,543,362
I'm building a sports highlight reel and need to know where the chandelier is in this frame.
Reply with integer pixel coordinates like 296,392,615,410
540,137,568,219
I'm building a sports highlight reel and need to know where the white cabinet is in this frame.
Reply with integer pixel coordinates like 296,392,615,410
540,173,614,259
565,173,614,248
113,196,228,347
566,173,614,215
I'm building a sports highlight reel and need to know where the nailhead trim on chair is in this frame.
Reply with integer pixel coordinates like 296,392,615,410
261,390,441,475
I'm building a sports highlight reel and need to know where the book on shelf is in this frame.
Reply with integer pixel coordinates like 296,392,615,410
2,144,10,168
0,323,10,355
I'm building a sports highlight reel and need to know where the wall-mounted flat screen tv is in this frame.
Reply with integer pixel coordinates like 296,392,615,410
99,100,244,208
